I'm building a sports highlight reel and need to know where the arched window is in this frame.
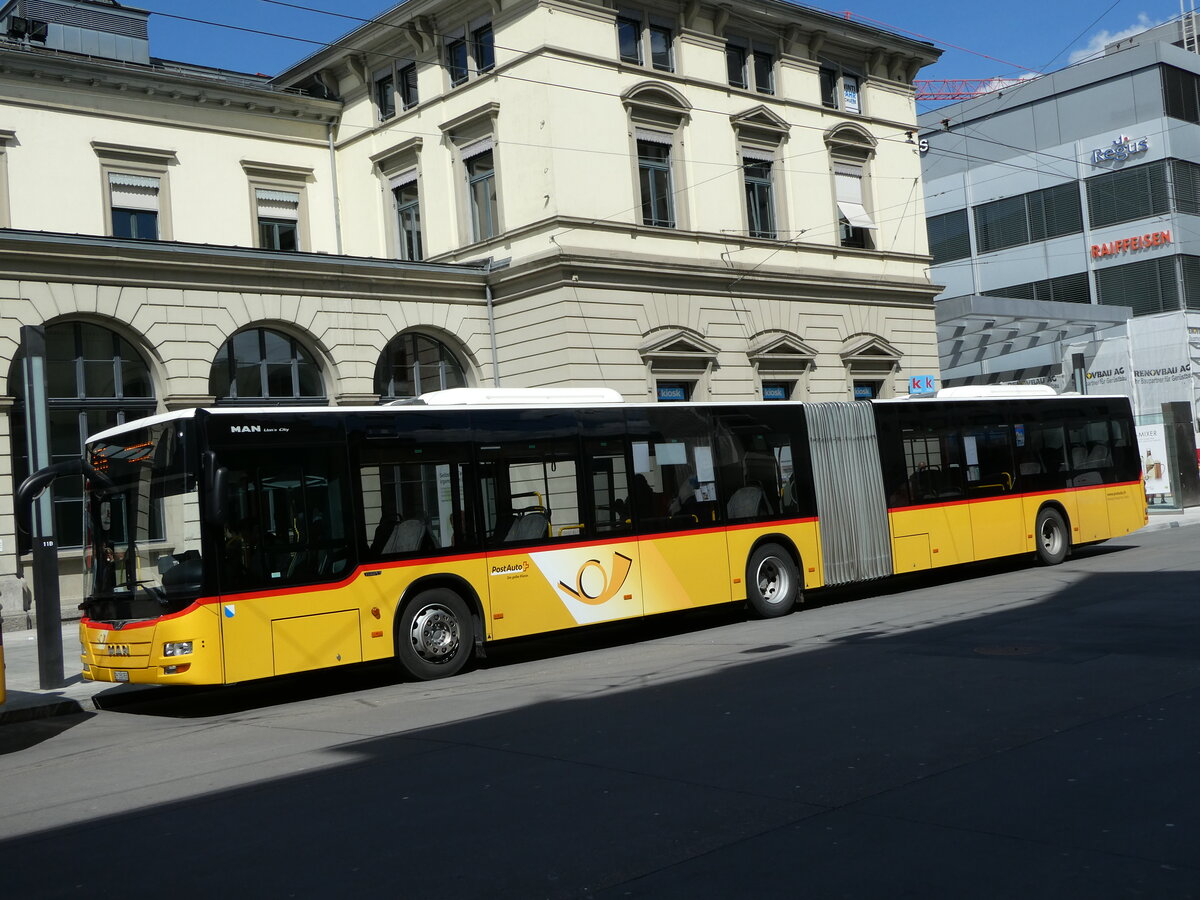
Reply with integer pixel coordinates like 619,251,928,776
209,328,325,404
375,332,467,400
10,321,156,549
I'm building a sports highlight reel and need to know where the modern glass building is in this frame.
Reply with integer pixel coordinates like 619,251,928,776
919,18,1200,434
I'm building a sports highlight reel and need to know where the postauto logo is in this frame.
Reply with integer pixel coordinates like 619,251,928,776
529,549,638,624
557,552,633,606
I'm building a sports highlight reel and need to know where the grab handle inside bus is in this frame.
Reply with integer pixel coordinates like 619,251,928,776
204,451,230,525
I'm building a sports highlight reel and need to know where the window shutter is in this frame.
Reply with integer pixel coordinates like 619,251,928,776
834,163,876,229
973,195,1028,252
634,128,673,146
459,137,494,160
388,169,418,191
109,173,159,211
926,209,970,263
256,188,300,220
740,146,775,162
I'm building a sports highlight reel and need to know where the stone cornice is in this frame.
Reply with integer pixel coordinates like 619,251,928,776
0,46,341,123
0,230,486,302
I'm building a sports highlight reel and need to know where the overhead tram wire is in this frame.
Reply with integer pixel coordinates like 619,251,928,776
138,2,1141,191
130,5,1175,263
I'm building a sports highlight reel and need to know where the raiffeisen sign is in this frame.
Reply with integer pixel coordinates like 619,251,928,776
1090,134,1149,163
1091,230,1172,258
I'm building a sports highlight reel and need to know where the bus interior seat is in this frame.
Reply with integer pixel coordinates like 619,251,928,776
727,485,766,519
1019,460,1043,475
505,510,550,542
1085,444,1112,469
1070,445,1088,469
379,516,430,554
1071,471,1103,487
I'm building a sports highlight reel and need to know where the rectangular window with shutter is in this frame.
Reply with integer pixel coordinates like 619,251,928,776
973,195,1028,253
399,63,418,110
1096,256,1181,316
255,188,300,251
1086,160,1169,228
109,173,159,240
982,272,1090,305
1163,65,1200,123
926,209,970,263
1027,182,1082,242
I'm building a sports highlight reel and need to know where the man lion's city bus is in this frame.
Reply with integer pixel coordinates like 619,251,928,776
22,386,1146,686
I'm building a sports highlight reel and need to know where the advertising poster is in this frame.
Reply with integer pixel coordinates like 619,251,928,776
1136,423,1172,505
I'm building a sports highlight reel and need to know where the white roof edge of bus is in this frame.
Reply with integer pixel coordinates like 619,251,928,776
410,387,625,406
933,385,1059,399
86,407,199,444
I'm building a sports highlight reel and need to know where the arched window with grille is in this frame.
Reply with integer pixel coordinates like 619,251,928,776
209,328,326,404
374,332,467,400
10,321,157,550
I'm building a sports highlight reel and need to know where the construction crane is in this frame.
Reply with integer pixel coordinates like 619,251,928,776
913,78,1036,101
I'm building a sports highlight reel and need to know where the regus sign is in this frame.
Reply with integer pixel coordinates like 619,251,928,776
1091,135,1149,163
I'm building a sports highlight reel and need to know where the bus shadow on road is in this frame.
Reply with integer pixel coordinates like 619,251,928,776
6,561,1200,897
90,541,1141,721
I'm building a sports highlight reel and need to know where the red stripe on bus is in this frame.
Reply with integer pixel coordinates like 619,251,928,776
888,479,1143,514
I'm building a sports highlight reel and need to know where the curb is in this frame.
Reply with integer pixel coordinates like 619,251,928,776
0,698,87,726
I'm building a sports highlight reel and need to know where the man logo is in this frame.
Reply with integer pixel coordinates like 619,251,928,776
557,552,633,606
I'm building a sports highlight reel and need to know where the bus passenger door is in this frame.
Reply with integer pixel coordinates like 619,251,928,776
473,410,644,641
960,417,1024,561
628,407,730,614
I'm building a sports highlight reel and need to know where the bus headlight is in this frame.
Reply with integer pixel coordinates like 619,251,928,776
163,641,193,657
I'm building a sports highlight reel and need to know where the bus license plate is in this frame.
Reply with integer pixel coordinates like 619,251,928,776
115,671,129,683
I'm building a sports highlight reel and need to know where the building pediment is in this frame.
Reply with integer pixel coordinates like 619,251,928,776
748,333,817,361
639,328,719,360
730,106,790,138
840,334,901,363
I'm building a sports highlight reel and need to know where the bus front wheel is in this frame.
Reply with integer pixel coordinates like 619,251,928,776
396,589,473,680
1035,508,1069,566
746,543,800,618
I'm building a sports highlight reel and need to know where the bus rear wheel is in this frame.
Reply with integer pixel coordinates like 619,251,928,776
1035,508,1069,566
746,543,800,618
396,589,473,680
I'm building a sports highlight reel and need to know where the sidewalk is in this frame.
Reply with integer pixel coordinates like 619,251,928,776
3,506,1198,725
0,623,154,724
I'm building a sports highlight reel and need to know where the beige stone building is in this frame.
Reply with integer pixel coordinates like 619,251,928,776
0,0,940,621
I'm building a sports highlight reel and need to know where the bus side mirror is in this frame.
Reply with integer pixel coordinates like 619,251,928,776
204,452,230,526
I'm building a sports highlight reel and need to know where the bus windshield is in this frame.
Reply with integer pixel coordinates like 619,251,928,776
82,419,203,622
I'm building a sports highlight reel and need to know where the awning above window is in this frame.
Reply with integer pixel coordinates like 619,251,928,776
835,164,877,229
459,137,494,161
108,172,159,211
256,189,299,220
388,169,418,191
740,146,775,162
634,127,673,146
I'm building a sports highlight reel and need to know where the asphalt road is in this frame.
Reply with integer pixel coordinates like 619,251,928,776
1,526,1199,898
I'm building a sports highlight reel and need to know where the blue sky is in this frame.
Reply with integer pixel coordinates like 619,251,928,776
140,0,1179,104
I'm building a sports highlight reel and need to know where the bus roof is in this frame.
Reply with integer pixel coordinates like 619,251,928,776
84,389,1129,446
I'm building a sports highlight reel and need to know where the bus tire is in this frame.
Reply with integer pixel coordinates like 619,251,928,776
746,543,800,618
396,588,473,680
1035,508,1069,566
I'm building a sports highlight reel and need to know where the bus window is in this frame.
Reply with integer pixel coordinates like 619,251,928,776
896,424,965,506
587,436,632,535
962,422,1015,497
478,440,583,546
358,449,472,560
1067,419,1117,486
629,407,720,531
712,409,808,521
219,449,352,592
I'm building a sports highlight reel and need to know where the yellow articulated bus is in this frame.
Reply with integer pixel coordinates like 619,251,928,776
22,386,1144,686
